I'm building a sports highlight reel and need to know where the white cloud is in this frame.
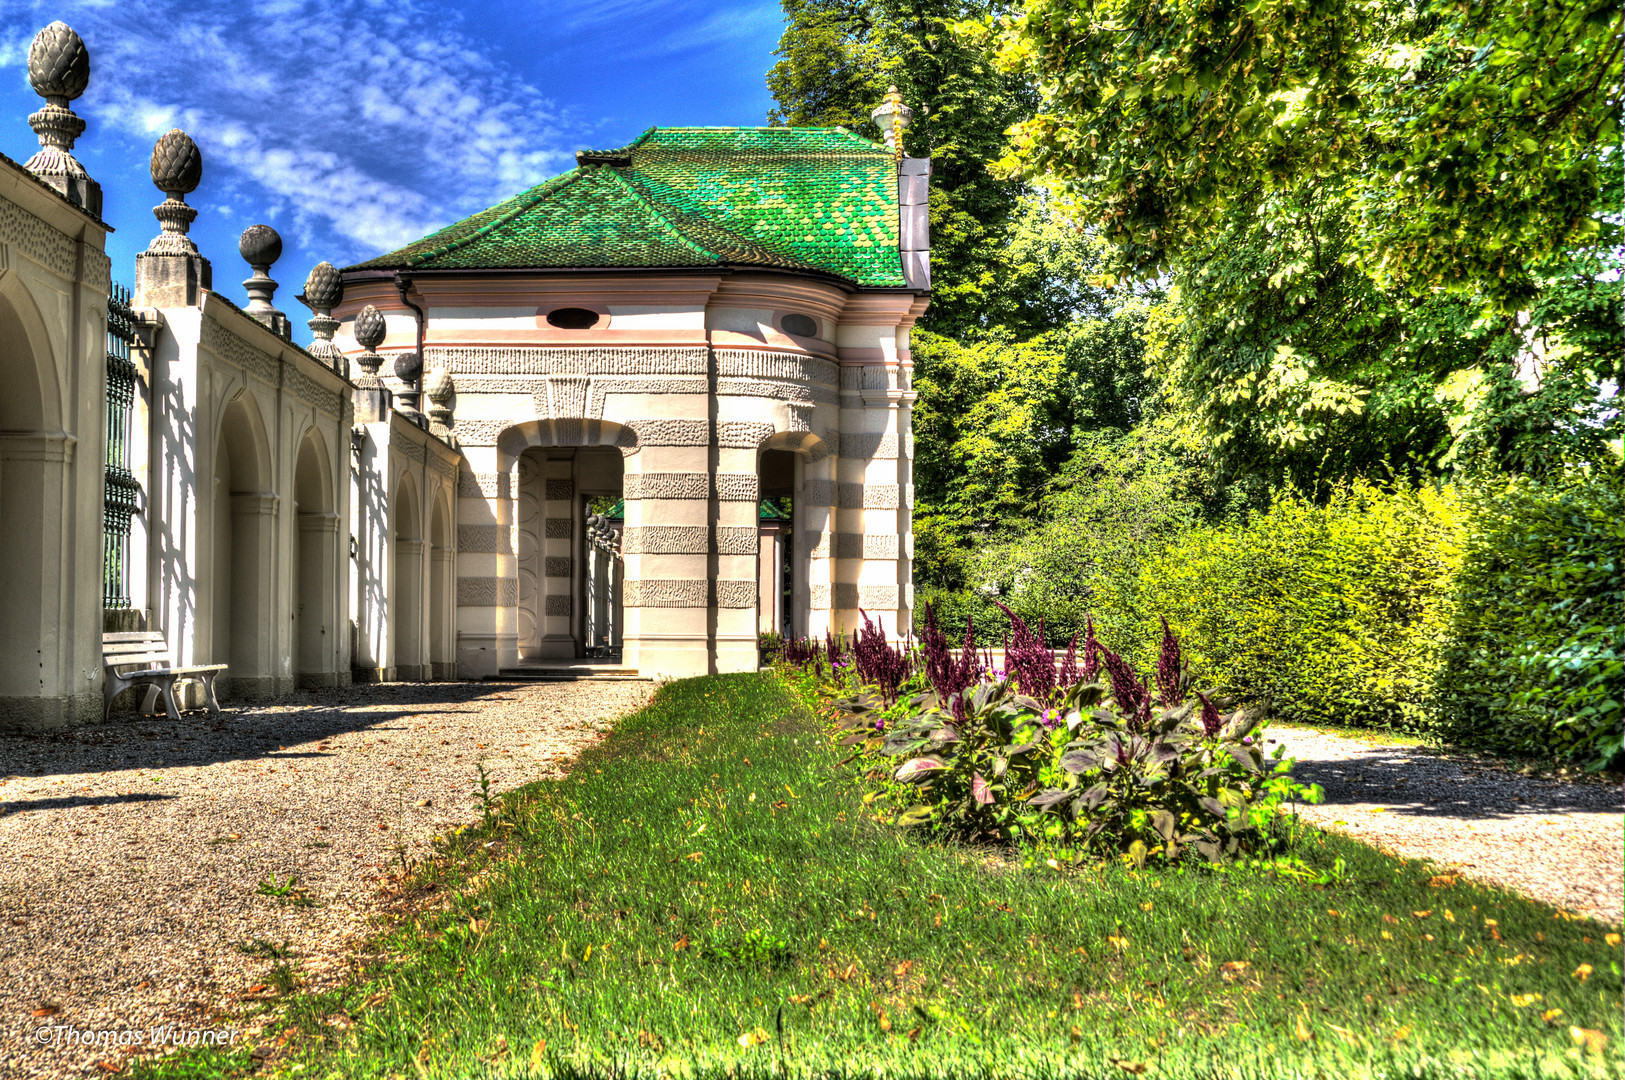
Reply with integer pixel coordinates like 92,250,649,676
0,0,577,261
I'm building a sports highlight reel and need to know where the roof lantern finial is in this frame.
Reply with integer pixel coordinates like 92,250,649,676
134,129,213,307
239,224,291,339
871,85,912,156
24,21,101,216
298,262,347,375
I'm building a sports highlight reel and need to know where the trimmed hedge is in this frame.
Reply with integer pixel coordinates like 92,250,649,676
1436,470,1624,769
924,468,1623,770
1138,482,1464,732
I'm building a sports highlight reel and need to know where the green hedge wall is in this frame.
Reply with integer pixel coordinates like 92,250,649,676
1435,470,1624,769
1138,483,1465,731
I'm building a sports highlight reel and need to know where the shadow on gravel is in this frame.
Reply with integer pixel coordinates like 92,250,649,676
1271,736,1625,820
0,791,175,817
0,682,561,783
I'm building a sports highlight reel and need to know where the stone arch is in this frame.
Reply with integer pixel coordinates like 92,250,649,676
211,390,277,698
494,419,631,663
0,274,62,432
292,426,340,687
392,470,426,680
0,277,73,718
429,484,455,679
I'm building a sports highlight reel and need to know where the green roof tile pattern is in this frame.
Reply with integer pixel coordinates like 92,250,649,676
350,128,907,288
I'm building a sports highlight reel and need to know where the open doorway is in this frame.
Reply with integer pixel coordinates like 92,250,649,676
759,448,796,639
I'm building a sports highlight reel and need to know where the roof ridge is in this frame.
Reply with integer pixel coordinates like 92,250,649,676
604,170,721,263
405,169,587,268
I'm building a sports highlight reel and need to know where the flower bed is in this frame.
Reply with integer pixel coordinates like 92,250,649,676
777,604,1323,868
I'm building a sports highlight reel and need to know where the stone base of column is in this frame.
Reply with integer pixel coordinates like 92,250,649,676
351,666,397,684
457,631,516,678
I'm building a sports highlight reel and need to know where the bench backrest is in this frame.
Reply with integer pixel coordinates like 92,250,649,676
103,631,174,671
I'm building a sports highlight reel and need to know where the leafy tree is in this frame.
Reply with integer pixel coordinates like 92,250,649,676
768,0,1051,337
996,0,1621,307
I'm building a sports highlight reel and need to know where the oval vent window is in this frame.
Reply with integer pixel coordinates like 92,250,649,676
546,307,600,329
781,313,818,337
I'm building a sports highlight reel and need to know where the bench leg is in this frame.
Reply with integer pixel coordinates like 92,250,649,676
155,677,182,722
199,673,222,716
140,684,162,717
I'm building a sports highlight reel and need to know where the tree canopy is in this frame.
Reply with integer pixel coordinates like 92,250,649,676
996,0,1622,307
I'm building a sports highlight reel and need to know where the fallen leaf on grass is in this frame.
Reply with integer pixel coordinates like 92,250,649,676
673,935,689,952
1570,1027,1607,1053
893,961,914,978
737,1028,769,1048
1573,964,1592,981
1219,961,1250,982
1106,935,1129,951
1542,1008,1563,1023
1294,1015,1314,1042
1510,993,1542,1007
1111,1060,1148,1074
32,1006,58,1018
1412,910,1432,918
529,1038,548,1069
1606,933,1620,946
1428,875,1459,887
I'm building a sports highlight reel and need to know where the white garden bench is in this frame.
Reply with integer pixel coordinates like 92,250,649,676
102,631,226,721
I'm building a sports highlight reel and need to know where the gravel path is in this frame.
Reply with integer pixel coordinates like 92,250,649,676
1270,725,1623,926
0,680,651,1080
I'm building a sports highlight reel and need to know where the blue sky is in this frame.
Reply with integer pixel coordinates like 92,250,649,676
0,0,786,342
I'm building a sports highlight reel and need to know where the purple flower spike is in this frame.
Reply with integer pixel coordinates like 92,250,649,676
1100,645,1149,730
1156,616,1186,707
1196,691,1224,736
1082,616,1101,683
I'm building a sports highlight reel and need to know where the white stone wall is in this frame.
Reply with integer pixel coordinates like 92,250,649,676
0,160,112,729
139,295,355,700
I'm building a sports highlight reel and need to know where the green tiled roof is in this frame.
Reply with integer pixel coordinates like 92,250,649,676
350,128,906,288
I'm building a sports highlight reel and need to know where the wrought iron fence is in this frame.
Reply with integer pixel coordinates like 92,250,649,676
103,283,140,609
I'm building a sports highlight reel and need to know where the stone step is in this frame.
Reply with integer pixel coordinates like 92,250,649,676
487,668,647,683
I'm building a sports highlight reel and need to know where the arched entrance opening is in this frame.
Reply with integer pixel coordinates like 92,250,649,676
758,448,797,639
516,444,624,661
0,286,63,713
292,428,338,687
392,474,425,680
429,490,454,679
212,392,275,699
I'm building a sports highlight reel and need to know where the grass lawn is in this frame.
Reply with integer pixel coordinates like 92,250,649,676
141,674,1621,1079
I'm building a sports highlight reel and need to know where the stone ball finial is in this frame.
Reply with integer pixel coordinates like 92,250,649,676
393,350,422,382
28,22,90,101
354,305,387,350
150,130,203,197
239,224,282,268
303,262,343,311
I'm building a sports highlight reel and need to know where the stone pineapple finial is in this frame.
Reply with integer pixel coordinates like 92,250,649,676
424,365,458,447
299,262,347,375
352,305,387,389
239,225,291,339
24,21,101,216
871,86,913,155
134,129,212,307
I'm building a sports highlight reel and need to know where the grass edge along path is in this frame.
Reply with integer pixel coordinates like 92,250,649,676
138,674,1621,1080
